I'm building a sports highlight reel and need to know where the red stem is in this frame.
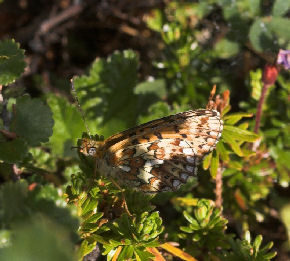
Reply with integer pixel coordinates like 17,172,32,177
254,83,270,133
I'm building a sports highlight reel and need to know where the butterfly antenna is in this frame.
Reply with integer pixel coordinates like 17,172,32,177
70,78,91,136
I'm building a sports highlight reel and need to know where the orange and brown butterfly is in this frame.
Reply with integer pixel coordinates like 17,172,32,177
78,109,223,193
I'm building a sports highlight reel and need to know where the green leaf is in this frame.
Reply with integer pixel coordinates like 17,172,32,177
0,181,29,224
146,9,163,32
0,230,11,248
81,197,99,217
46,94,86,156
78,240,96,261
135,79,167,116
272,0,290,17
245,230,251,243
134,248,154,261
210,152,219,178
73,50,139,138
0,215,76,261
268,17,290,40
253,235,262,251
263,251,277,259
216,141,229,162
223,125,259,142
135,79,166,98
0,39,26,85
249,0,261,16
221,133,243,156
224,112,253,125
11,96,54,146
250,69,263,100
125,190,155,214
228,160,243,170
0,138,28,163
118,245,134,260
214,38,240,59
183,210,195,224
203,152,212,170
180,226,194,233
0,180,79,233
249,18,277,52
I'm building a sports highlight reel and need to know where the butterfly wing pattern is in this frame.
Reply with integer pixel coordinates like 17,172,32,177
80,109,223,193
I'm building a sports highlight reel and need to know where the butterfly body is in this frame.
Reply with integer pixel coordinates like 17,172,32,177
79,109,223,193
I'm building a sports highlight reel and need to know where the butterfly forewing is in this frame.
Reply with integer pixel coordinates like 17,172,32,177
81,109,223,193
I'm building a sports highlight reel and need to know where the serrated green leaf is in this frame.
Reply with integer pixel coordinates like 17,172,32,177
0,39,26,85
223,125,259,142
11,96,54,146
73,50,140,138
0,138,28,163
46,94,86,156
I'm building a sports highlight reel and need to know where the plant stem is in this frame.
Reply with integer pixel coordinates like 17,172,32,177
215,166,223,209
254,83,270,133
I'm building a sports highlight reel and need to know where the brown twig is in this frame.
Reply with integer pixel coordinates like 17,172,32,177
36,4,84,36
215,166,223,209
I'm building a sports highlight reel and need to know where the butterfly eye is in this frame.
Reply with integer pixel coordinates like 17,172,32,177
88,147,97,156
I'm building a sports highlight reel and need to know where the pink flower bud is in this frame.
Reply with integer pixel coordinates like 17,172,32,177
262,64,278,85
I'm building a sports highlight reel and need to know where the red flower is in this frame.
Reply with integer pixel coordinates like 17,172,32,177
262,64,278,85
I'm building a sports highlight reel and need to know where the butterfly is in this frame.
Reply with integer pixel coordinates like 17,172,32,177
79,109,223,193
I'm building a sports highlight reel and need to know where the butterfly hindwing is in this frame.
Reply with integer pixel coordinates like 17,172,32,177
99,109,223,192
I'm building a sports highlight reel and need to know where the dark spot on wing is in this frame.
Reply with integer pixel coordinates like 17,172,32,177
132,139,139,145
154,132,163,139
142,135,150,141
129,132,136,137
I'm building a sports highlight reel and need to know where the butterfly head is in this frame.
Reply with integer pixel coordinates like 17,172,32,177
77,133,105,158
